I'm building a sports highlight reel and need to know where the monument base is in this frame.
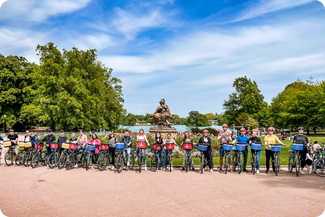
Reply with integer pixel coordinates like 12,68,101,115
149,127,177,134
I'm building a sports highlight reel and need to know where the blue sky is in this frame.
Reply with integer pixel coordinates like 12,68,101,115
1,0,325,117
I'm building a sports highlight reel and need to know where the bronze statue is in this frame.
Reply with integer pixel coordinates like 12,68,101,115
151,99,174,127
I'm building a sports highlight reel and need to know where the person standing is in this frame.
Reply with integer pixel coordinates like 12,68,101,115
249,131,262,174
42,130,56,156
264,127,284,173
7,129,18,146
136,129,150,171
120,131,132,167
217,124,232,171
57,131,68,153
153,132,165,170
199,129,213,173
292,127,309,174
164,133,177,171
181,131,194,171
232,128,249,172
104,132,117,170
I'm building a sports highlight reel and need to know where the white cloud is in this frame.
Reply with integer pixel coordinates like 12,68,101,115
233,0,314,22
112,8,169,40
0,0,91,22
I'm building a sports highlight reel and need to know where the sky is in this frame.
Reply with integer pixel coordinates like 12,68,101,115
0,0,325,117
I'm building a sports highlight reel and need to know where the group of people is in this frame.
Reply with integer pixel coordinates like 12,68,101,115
0,125,322,174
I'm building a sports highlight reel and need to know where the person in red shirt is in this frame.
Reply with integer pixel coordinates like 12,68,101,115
217,124,232,171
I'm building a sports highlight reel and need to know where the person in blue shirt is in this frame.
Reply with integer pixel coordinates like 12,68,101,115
233,128,249,172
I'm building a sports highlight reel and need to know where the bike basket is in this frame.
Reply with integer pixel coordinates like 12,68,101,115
86,145,96,151
24,142,32,148
69,144,78,150
182,143,193,150
154,144,162,151
223,144,233,151
50,143,59,149
3,142,11,147
136,142,147,149
166,143,175,150
34,144,43,150
18,142,26,147
271,146,282,152
198,145,208,152
251,144,261,150
292,144,303,151
236,144,246,151
62,143,70,149
99,144,109,150
115,143,125,149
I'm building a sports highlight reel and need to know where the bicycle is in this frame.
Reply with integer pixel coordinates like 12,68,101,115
250,143,261,175
84,144,97,171
198,143,209,174
115,143,127,173
4,141,17,166
182,143,194,173
136,142,147,173
23,142,35,167
313,148,325,177
96,144,110,171
271,145,283,176
66,146,84,170
31,142,47,168
288,144,303,177
150,144,163,172
223,144,233,174
48,143,60,169
59,143,78,170
15,141,30,166
232,144,246,174
165,143,175,172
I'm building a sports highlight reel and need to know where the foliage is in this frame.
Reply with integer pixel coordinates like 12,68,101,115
187,111,208,127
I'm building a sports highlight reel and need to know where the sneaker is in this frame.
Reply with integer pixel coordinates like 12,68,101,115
308,167,312,174
300,170,304,175
265,169,269,174
181,167,185,171
164,167,166,171
171,167,173,171
127,162,129,166
191,167,195,171
210,169,213,173
74,165,78,168
111,166,115,170
256,169,260,174
144,166,147,171
91,165,94,170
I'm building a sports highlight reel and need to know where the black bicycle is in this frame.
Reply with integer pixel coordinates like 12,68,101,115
31,142,47,168
136,142,147,173
84,144,97,171
48,143,60,169
271,144,284,176
150,144,163,172
15,141,30,166
182,143,194,173
97,144,110,171
4,141,17,166
198,143,209,174
165,143,175,172
115,143,127,173
223,144,233,174
313,149,325,177
232,144,246,174
288,144,303,177
250,143,261,175
58,143,78,170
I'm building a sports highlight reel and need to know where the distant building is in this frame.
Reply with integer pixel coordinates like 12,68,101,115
135,123,151,126
208,120,218,125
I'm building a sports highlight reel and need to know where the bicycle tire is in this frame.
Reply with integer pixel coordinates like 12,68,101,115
169,152,172,172
138,154,142,173
97,153,109,171
231,152,237,172
86,152,92,171
5,151,15,166
274,154,279,176
48,152,59,169
200,153,204,174
238,152,243,174
129,152,135,170
288,153,294,173
314,158,325,177
185,151,189,173
150,152,158,172
15,151,24,166
31,152,40,168
58,153,67,169
252,153,257,175
23,151,32,167
224,152,229,174
65,153,76,170
295,153,300,177
116,154,124,173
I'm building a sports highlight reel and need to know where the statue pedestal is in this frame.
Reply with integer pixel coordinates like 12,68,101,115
149,127,177,134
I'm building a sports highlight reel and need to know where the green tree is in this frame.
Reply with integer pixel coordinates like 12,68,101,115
187,111,208,127
236,113,259,129
223,76,266,126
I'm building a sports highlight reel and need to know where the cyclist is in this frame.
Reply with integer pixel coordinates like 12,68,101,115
136,129,150,171
78,129,88,149
217,124,232,172
264,127,284,174
292,127,309,174
7,129,18,146
232,128,249,172
181,131,194,171
103,132,116,170
120,130,132,167
198,129,213,173
42,129,56,156
87,132,101,169
164,133,177,171
69,133,78,144
249,131,262,174
57,130,68,154
154,132,165,170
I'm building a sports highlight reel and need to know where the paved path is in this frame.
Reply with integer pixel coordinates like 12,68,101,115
0,164,324,217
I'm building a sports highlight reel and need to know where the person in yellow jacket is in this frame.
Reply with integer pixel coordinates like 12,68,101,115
264,127,284,173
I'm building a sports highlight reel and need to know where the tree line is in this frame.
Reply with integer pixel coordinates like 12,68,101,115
0,43,124,131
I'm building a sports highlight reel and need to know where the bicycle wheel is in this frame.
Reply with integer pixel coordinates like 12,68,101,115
15,151,24,166
224,153,229,174
86,152,92,171
295,153,300,177
41,150,48,166
66,153,76,170
251,154,257,175
200,153,204,174
184,151,189,173
150,152,158,172
116,154,124,173
274,154,279,176
58,152,67,169
48,152,59,169
129,152,135,170
314,158,325,177
288,152,294,173
238,152,243,174
138,153,142,173
23,150,33,167
76,149,84,167
97,153,109,171
169,152,173,172
5,151,15,166
31,152,40,168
